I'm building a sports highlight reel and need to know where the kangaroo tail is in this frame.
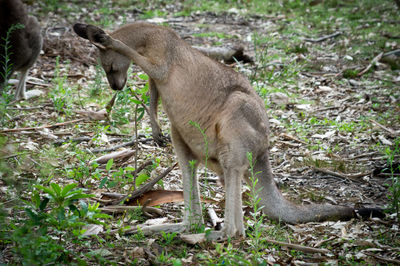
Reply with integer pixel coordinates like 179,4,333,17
248,152,383,224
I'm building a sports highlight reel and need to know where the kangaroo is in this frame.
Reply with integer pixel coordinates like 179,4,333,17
0,0,42,100
73,22,382,237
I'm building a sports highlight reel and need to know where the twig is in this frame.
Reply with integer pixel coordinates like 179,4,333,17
54,136,91,146
347,151,380,160
358,52,384,77
114,162,178,205
280,133,307,145
0,118,85,133
383,49,400,57
100,205,162,217
265,239,330,254
91,149,136,164
370,119,399,137
304,31,342,43
89,136,153,153
314,167,371,182
363,251,400,265
106,93,118,114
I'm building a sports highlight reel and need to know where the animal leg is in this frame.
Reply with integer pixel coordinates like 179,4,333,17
149,78,165,145
15,69,28,100
223,165,246,237
171,126,204,231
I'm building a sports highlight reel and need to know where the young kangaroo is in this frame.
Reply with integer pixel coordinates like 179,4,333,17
0,0,42,100
73,22,382,237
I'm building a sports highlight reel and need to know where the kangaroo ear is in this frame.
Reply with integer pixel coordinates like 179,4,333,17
73,23,111,50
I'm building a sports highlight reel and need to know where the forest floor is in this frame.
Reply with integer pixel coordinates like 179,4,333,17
1,0,400,265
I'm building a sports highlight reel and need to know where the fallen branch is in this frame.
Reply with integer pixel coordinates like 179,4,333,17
106,93,118,114
123,223,186,236
116,162,178,205
370,119,399,137
382,48,400,57
0,118,85,133
90,149,136,164
265,239,330,254
314,167,371,182
99,205,163,217
357,52,384,77
363,251,400,265
89,136,153,153
54,136,91,146
280,133,307,145
304,31,342,43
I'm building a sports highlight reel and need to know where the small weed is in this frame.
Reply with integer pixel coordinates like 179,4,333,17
245,152,266,260
342,69,360,79
0,23,24,125
384,137,400,219
193,32,234,39
3,183,109,264
51,56,72,115
160,231,178,246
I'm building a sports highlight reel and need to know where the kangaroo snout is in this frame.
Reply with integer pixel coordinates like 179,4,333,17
107,74,126,91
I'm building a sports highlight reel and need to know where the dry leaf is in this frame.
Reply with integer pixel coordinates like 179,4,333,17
82,224,103,236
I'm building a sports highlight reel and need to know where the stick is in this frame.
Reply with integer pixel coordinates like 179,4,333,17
0,118,85,133
115,162,178,205
100,205,162,216
314,167,371,182
304,32,342,43
383,49,400,57
106,93,118,114
89,137,153,153
265,239,330,254
370,119,399,136
358,52,384,77
280,133,307,145
91,149,136,164
363,252,400,265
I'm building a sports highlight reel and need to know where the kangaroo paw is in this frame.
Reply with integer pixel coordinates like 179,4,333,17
153,133,171,147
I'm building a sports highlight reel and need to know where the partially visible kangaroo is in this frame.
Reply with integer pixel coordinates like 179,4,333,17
0,0,42,100
73,22,383,237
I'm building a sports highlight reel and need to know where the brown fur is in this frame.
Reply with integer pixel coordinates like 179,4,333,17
73,22,381,237
0,0,42,100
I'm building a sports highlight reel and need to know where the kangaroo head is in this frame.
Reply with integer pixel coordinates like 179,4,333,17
73,23,130,91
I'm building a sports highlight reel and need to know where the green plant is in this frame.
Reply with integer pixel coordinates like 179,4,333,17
384,137,400,219
245,152,266,259
156,250,172,264
90,63,105,97
160,231,178,246
51,56,71,115
187,159,205,233
0,23,24,125
5,183,108,264
99,158,152,190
